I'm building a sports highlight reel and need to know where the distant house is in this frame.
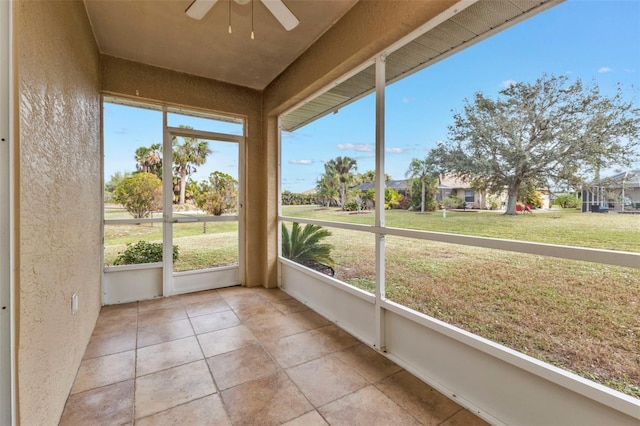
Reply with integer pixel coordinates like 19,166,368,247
352,175,500,209
352,174,556,210
582,170,640,212
352,180,408,195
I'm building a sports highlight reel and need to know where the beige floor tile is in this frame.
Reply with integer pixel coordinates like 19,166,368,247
83,330,136,360
319,385,421,426
312,324,360,352
245,312,306,341
282,410,329,426
221,371,313,425
134,360,216,419
334,343,403,383
92,314,137,336
136,336,203,376
206,343,279,390
223,292,270,310
137,306,187,327
253,287,293,302
71,350,135,394
190,310,242,335
137,317,194,348
135,394,231,426
287,355,368,406
440,409,491,426
60,380,134,426
262,330,332,368
216,285,252,298
272,297,310,315
175,289,221,305
288,309,331,330
138,296,182,312
233,302,284,323
197,324,257,357
376,370,462,425
184,298,231,318
98,302,138,320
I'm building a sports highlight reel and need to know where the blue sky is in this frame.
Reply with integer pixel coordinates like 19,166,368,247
281,0,640,192
104,106,241,183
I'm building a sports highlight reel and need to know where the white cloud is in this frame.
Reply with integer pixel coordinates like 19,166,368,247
624,68,636,73
402,97,410,104
337,143,373,152
501,79,517,89
114,128,128,134
386,147,404,154
598,67,613,73
288,159,313,165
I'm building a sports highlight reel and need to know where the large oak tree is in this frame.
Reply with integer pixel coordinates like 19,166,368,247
432,75,640,215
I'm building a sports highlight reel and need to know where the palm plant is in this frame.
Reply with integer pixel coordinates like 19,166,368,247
173,130,211,205
135,143,162,178
281,222,335,274
325,156,357,209
406,156,439,213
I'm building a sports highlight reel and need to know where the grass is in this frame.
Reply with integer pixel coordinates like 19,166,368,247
282,205,640,398
282,205,640,253
104,206,238,272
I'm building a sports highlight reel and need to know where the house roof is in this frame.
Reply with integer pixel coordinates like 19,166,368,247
595,170,640,188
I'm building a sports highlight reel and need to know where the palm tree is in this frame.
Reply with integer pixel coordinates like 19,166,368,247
406,157,438,213
281,222,335,273
326,156,357,209
135,143,162,178
173,132,211,205
316,166,340,207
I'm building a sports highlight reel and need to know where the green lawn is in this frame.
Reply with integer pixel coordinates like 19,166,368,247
282,205,640,252
282,205,640,398
104,206,238,271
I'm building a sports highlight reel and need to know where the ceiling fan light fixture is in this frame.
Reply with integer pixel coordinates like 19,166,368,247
185,0,218,20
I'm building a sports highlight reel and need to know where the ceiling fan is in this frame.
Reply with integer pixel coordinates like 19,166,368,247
185,0,299,31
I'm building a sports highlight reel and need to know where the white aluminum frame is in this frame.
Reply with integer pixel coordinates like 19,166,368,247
0,0,14,423
103,98,246,303
164,125,245,296
277,1,640,422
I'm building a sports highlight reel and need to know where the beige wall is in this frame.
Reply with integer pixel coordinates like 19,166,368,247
101,56,266,287
14,0,102,424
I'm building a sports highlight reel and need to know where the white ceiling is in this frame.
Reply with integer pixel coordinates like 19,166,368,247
84,0,358,90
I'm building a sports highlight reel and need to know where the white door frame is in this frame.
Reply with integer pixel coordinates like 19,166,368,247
1,0,15,423
162,125,245,296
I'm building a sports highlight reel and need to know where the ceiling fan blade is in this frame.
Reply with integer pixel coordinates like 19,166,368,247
261,0,299,31
185,0,219,20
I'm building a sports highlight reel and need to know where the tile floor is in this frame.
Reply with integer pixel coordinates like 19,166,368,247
60,286,489,425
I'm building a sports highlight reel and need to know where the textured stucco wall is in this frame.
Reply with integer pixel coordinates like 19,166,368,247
14,1,102,424
101,56,266,287
261,0,458,286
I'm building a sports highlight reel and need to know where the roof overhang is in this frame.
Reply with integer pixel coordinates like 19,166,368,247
282,0,563,132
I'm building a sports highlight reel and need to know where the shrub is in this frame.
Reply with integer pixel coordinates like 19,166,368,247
281,222,335,272
553,194,580,209
443,196,464,209
113,172,162,218
195,171,238,215
343,201,359,211
113,241,179,265
385,188,403,209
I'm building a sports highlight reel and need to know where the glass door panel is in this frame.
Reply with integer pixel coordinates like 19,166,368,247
167,132,242,294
